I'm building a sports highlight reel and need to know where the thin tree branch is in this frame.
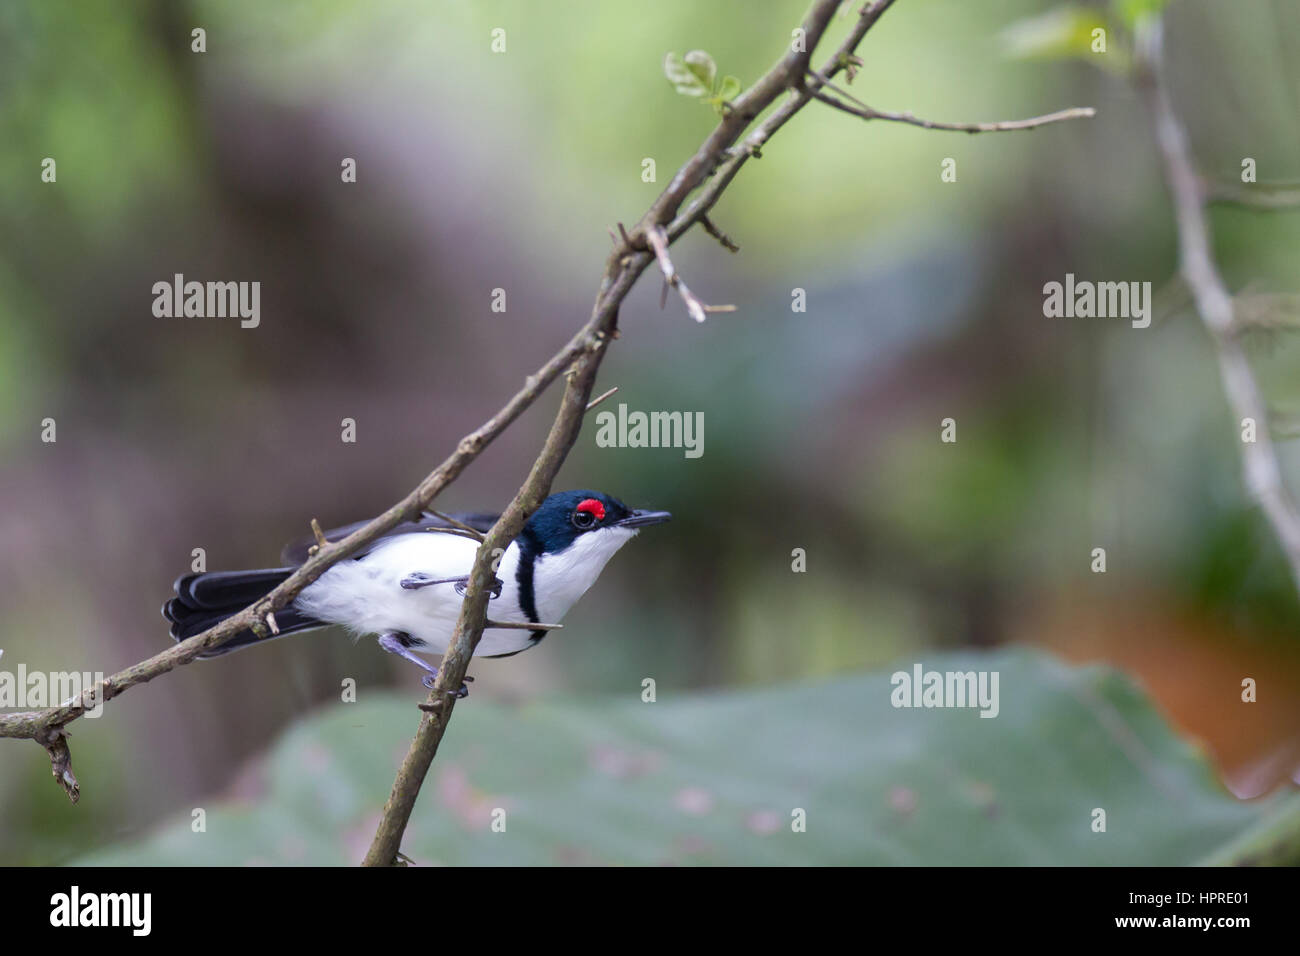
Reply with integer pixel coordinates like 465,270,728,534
427,511,488,541
807,86,1096,133
1137,19,1300,595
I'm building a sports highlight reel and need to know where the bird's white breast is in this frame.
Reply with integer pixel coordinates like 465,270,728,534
531,527,638,624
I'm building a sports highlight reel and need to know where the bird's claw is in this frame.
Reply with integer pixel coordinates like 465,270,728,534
421,672,472,698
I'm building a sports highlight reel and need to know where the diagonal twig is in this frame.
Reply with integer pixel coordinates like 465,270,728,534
646,225,736,323
585,385,620,411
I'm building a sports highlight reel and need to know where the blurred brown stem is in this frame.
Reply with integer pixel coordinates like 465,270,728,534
1137,18,1300,597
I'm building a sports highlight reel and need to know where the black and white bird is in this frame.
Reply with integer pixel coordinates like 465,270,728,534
163,490,671,693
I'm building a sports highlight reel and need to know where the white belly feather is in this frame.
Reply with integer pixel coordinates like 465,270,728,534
292,526,638,658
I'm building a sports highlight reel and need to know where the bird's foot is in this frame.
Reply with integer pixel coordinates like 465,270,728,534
421,672,472,698
377,632,473,697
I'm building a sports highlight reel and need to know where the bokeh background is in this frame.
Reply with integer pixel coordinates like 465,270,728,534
2,0,1299,864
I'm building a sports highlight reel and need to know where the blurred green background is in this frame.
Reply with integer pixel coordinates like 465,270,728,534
1,0,1298,864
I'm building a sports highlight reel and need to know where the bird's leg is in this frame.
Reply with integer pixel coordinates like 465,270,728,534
376,632,471,698
400,572,503,598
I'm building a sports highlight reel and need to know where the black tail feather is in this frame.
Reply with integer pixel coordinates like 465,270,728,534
163,567,324,658
174,568,297,609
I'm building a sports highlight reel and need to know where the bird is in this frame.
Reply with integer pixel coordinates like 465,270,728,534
162,489,671,695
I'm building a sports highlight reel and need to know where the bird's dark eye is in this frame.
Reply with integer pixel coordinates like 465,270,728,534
572,510,597,530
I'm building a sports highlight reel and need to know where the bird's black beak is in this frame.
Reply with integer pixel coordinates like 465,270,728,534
617,509,672,529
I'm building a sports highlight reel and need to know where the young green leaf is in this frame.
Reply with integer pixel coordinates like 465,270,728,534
683,50,717,90
664,51,711,98
717,75,742,103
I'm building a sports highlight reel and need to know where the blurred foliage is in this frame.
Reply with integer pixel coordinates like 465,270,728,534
74,651,1283,865
1002,7,1120,68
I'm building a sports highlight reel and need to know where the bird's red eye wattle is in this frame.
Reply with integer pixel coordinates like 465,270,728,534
576,498,606,521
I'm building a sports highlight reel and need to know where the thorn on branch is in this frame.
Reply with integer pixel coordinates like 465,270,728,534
585,386,620,412
428,510,488,542
701,215,741,253
35,726,79,804
265,612,280,635
645,225,738,323
806,68,869,110
422,526,489,542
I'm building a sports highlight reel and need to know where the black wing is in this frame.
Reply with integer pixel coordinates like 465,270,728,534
279,510,500,565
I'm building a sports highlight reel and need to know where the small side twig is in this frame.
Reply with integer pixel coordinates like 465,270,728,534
585,385,620,411
35,727,78,804
484,620,563,631
700,215,741,252
428,510,488,542
646,225,737,323
807,86,1096,133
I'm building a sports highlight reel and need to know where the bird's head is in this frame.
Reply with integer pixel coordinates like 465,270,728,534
524,489,671,557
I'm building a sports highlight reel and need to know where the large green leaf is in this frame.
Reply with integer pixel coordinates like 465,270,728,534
74,650,1285,865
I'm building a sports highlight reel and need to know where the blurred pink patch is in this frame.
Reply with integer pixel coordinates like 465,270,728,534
588,744,662,779
889,786,918,815
673,787,714,815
